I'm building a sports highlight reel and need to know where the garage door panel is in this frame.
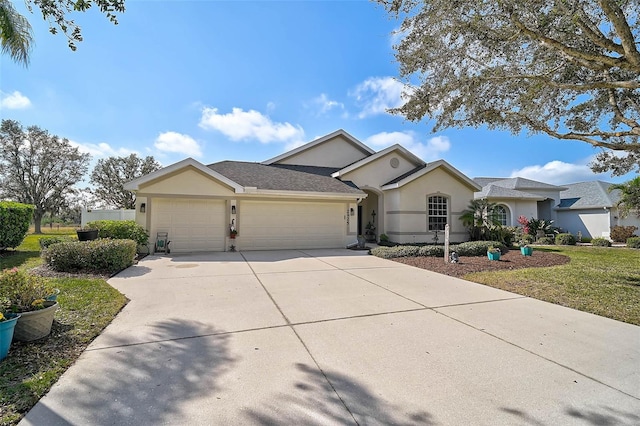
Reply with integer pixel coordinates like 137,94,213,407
153,198,225,252
240,201,345,250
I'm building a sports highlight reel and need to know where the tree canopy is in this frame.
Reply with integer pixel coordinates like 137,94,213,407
0,0,125,66
90,154,161,209
380,0,640,175
0,119,91,233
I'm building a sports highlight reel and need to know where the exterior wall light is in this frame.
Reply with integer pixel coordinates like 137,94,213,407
140,203,146,213
231,205,236,214
350,208,355,216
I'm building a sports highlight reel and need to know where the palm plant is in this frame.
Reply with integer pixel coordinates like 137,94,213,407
460,199,501,241
0,0,34,66
609,177,640,219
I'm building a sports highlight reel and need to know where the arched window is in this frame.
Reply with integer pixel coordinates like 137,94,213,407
495,205,509,226
427,195,448,231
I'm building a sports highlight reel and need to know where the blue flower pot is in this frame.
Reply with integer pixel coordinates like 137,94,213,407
0,314,21,361
521,246,533,256
487,251,501,261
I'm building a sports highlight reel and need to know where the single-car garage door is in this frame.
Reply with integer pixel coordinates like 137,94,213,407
240,201,346,250
152,198,226,252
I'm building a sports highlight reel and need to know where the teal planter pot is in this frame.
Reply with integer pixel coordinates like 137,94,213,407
521,246,533,256
487,251,501,261
0,314,21,361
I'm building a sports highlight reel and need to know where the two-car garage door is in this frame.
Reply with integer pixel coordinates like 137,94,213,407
152,198,226,252
240,201,346,250
151,198,347,252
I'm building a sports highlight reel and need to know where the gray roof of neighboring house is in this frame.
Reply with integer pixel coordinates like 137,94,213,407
558,181,620,209
475,185,545,200
207,161,365,194
474,177,566,191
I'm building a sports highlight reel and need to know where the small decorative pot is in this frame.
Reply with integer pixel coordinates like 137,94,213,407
14,301,59,342
487,251,501,261
0,315,21,361
521,246,533,256
77,229,99,241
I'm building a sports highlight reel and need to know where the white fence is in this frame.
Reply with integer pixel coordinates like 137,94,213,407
81,209,136,227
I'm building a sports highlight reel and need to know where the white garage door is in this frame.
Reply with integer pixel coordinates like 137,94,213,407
240,201,346,250
152,198,226,252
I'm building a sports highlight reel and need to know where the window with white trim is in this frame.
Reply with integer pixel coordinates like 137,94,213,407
495,205,508,226
427,195,448,231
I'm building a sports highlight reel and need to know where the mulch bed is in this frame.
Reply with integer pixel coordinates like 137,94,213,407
392,249,571,278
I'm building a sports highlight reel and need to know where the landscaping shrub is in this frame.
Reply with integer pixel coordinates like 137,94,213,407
0,202,34,250
87,220,149,246
555,233,576,245
455,241,508,256
43,239,137,273
370,245,420,259
417,245,445,257
591,237,612,247
379,233,389,243
535,236,555,245
519,234,534,245
610,226,638,243
0,268,54,313
39,235,75,249
627,237,640,249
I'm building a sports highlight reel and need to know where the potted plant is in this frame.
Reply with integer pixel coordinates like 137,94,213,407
520,242,533,256
364,222,376,243
487,246,501,261
230,228,238,239
0,268,58,342
76,225,99,241
0,311,21,361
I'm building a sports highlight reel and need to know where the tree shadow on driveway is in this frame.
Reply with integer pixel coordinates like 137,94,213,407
24,319,236,425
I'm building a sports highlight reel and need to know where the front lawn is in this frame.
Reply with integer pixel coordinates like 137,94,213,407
0,231,127,425
463,246,640,325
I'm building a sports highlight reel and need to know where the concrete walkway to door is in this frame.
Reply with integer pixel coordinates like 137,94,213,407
21,249,640,425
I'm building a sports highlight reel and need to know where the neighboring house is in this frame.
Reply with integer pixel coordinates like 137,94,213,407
557,181,640,239
473,177,567,226
474,177,640,239
125,129,480,252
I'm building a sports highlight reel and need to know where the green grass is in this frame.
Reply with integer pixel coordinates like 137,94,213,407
465,246,640,325
0,230,127,425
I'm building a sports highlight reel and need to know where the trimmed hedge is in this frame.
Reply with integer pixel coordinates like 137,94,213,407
0,201,34,250
591,237,612,247
39,235,76,249
87,220,149,246
627,237,640,249
42,239,137,273
555,233,576,245
370,241,507,259
535,236,555,245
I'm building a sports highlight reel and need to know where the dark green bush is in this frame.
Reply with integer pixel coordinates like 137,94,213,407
379,233,389,242
370,245,420,259
627,237,640,249
0,201,34,250
555,233,576,245
591,237,612,247
535,236,555,245
610,226,638,242
39,235,75,249
87,220,149,246
418,245,445,257
455,241,508,256
43,239,137,273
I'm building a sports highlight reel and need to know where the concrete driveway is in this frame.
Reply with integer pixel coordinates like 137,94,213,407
22,249,640,425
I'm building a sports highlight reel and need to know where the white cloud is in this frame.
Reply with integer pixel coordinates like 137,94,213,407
311,93,345,116
199,107,305,145
69,140,134,158
154,131,202,157
349,77,407,118
0,91,31,109
510,159,608,185
365,131,451,161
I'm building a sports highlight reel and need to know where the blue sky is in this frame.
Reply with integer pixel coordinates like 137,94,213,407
1,0,635,185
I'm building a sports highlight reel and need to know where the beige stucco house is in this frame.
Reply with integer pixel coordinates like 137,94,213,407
125,129,480,252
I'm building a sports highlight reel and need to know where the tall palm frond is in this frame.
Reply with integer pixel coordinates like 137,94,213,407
609,177,640,218
0,0,34,66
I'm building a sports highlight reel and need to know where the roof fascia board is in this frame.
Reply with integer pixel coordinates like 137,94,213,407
261,129,375,165
380,160,481,191
246,188,366,200
124,158,244,193
331,144,425,178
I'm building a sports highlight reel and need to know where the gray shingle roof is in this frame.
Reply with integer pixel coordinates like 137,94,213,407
383,164,427,186
475,185,544,199
207,161,364,194
558,181,620,209
269,164,340,177
477,177,566,190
